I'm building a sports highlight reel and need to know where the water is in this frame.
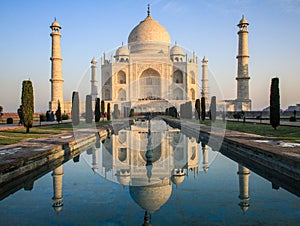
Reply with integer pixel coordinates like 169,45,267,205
0,119,299,225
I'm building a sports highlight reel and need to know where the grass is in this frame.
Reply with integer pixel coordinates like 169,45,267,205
190,119,300,143
0,121,109,145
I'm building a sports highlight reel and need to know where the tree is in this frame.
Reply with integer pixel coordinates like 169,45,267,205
101,100,105,119
72,91,80,126
270,77,280,130
85,95,93,123
107,103,111,121
21,80,34,133
55,100,62,124
210,96,216,122
95,98,101,122
201,97,206,121
195,99,200,120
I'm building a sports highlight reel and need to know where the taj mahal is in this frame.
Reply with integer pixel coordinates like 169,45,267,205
49,5,251,114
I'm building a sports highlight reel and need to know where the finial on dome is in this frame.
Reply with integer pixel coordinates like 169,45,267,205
147,4,150,17
122,41,123,46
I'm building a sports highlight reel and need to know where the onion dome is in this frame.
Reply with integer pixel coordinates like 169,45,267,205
171,169,185,186
128,6,170,44
50,19,61,29
202,56,208,63
91,57,97,64
116,45,130,56
129,179,172,213
238,15,249,27
170,44,184,56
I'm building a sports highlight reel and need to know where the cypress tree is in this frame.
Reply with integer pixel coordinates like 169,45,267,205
101,100,105,118
85,95,93,123
95,98,101,122
210,96,216,122
195,99,200,120
21,80,34,133
201,97,206,121
56,100,62,124
129,108,134,117
107,103,111,121
72,91,80,126
270,77,280,130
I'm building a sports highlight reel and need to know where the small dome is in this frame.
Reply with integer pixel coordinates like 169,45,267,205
171,175,185,186
51,20,61,29
202,56,208,63
116,45,130,56
117,175,131,185
91,57,97,64
238,16,249,26
128,16,170,44
170,45,184,56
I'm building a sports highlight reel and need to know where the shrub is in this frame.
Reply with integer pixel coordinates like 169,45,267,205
7,118,13,124
95,98,101,122
201,97,206,121
270,77,280,129
62,114,69,120
289,116,296,122
107,103,111,121
72,91,80,126
85,95,93,123
21,80,34,133
210,96,216,122
39,114,47,122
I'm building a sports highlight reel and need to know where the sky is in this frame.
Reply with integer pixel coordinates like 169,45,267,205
0,0,299,112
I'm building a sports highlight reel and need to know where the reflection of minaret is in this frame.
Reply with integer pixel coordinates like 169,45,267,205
237,164,250,213
90,57,98,100
142,210,151,226
92,147,99,173
52,165,64,213
202,143,209,172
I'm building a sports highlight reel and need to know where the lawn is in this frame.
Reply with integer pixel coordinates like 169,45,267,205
0,121,109,145
192,119,300,143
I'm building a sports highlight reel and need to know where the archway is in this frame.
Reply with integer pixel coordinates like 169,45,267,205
139,68,161,99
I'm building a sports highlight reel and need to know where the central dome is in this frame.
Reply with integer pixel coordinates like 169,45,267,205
128,15,171,44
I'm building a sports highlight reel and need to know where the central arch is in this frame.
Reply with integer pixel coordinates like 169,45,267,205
139,68,161,99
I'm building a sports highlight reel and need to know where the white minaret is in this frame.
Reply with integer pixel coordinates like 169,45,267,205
91,57,98,100
237,164,250,213
49,19,64,112
201,56,209,99
235,16,251,111
52,165,64,213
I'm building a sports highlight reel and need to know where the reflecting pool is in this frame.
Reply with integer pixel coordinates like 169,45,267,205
0,119,299,225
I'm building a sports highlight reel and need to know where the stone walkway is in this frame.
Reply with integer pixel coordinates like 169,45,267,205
0,120,72,131
227,118,300,127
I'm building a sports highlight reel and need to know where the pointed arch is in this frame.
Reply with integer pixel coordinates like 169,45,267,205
118,88,126,101
173,70,183,83
117,70,126,84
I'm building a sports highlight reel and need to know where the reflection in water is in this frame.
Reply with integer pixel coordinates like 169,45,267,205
52,165,64,213
237,164,250,213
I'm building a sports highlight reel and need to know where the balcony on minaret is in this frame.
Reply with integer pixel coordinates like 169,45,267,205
237,16,249,31
50,19,61,33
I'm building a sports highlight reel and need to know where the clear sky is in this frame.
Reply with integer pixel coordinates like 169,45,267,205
0,0,299,112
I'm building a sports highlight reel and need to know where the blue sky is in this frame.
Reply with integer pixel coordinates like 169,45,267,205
0,0,299,112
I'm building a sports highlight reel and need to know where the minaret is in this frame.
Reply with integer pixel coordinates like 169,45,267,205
52,165,64,213
235,16,251,111
237,164,250,213
49,19,64,112
90,57,98,100
201,56,209,99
